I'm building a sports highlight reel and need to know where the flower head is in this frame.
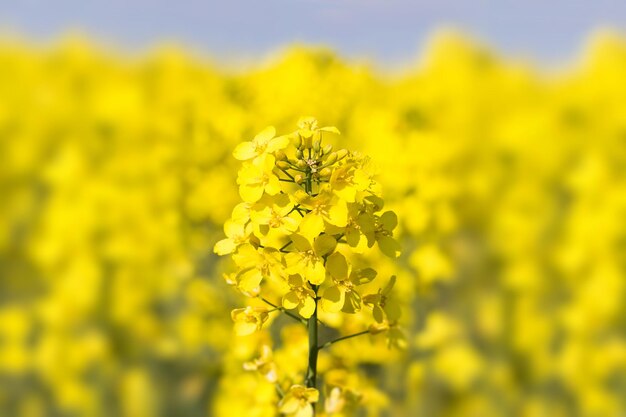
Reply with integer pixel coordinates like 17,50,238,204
278,385,319,417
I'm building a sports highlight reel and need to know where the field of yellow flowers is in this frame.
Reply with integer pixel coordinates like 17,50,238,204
1,31,626,417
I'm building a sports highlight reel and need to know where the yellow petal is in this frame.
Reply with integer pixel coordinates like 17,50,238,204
345,227,360,247
299,296,316,318
378,235,401,258
299,214,324,243
326,252,348,279
250,206,273,224
321,286,345,313
350,267,377,285
327,200,348,226
295,405,313,417
342,291,361,313
384,300,402,321
319,126,340,135
232,141,257,160
380,211,398,231
304,387,319,402
278,396,300,414
307,261,326,285
373,304,385,323
254,126,276,144
265,175,282,195
214,238,236,255
334,186,357,203
238,269,263,293
239,184,264,203
313,234,337,257
290,233,312,252
382,275,397,295
282,291,300,310
234,321,259,336
267,135,290,153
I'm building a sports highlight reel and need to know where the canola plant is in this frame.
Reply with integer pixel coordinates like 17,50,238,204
1,31,626,417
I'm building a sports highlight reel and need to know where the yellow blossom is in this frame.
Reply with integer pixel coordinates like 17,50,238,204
278,385,319,417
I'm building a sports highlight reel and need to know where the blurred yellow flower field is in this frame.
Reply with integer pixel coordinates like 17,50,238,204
1,31,626,416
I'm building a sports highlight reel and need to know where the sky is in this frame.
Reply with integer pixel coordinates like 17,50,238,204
1,0,625,66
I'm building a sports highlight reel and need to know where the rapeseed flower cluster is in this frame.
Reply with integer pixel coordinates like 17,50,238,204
215,119,402,415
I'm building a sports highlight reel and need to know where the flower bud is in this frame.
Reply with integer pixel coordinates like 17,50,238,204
296,149,304,159
296,159,308,170
303,136,313,149
323,144,333,155
313,137,321,153
336,149,349,161
324,152,338,166
294,134,303,149
276,160,290,170
319,167,332,178
294,174,304,184
275,150,287,161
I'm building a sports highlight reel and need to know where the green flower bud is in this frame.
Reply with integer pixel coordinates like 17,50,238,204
275,150,287,161
336,149,349,161
296,159,308,169
294,134,303,149
324,152,338,166
319,167,332,178
313,137,321,153
276,160,290,170
323,144,333,155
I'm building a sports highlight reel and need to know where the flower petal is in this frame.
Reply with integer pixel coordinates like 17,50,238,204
321,285,345,313
232,141,257,160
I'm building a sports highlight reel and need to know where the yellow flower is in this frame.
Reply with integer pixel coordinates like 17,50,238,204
213,220,252,255
320,252,377,314
243,344,278,383
363,275,401,323
284,233,336,285
362,210,401,258
278,385,319,417
329,164,371,203
233,126,290,161
282,274,317,319
231,244,284,295
296,188,348,242
250,194,300,239
237,153,282,203
296,116,340,140
231,306,270,336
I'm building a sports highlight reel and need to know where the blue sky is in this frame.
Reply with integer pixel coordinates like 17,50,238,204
1,0,625,65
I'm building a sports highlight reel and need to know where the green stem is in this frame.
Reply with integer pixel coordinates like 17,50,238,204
303,163,318,417
305,285,319,390
318,330,370,350
260,297,306,324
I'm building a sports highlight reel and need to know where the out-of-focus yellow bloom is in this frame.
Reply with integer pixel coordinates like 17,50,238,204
231,306,270,336
243,345,279,383
278,385,319,417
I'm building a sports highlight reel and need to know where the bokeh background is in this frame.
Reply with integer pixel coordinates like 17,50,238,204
2,1,626,416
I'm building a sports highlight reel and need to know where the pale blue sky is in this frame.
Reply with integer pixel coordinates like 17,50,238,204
1,0,625,65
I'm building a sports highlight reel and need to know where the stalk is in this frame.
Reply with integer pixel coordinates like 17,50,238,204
305,285,319,389
303,161,318,416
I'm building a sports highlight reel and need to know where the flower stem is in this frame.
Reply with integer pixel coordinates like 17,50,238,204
261,297,306,324
305,285,319,392
318,330,370,350
303,162,318,417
